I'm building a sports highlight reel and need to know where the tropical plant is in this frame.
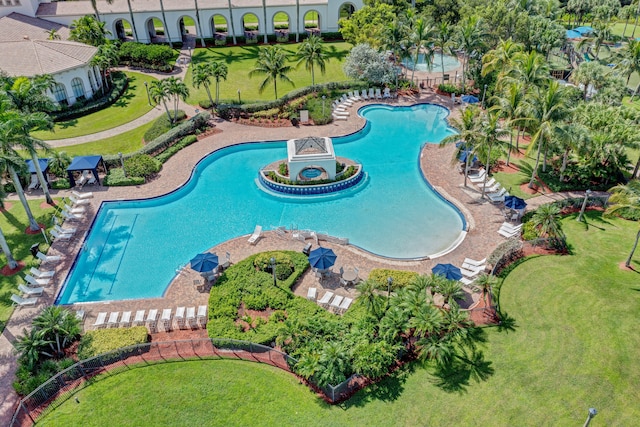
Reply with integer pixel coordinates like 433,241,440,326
492,81,524,165
48,151,72,178
475,109,510,198
13,328,53,371
614,39,640,100
482,39,524,79
434,21,454,84
530,203,565,246
474,273,497,306
69,15,110,46
605,180,640,267
148,79,172,122
439,105,482,187
165,77,189,123
192,63,215,109
249,46,294,100
409,16,435,85
295,35,328,86
157,0,173,48
454,15,486,89
32,306,82,357
570,61,608,101
343,43,395,85
435,279,465,307
356,279,383,319
88,0,114,23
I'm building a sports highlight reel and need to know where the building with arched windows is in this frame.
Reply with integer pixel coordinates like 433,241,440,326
0,13,101,106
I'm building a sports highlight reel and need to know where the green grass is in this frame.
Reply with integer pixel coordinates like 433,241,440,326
52,121,152,157
32,72,156,140
184,42,350,104
36,212,640,425
0,200,58,330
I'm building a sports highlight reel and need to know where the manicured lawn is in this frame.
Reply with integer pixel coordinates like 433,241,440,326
36,212,640,425
51,121,152,157
32,72,157,141
184,42,350,105
0,200,57,330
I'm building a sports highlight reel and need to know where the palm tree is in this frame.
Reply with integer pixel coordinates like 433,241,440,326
482,39,524,80
0,223,17,269
295,35,328,86
439,105,482,187
619,5,635,38
492,81,524,165
88,0,114,23
166,77,189,124
409,303,442,338
158,0,173,48
13,328,53,371
605,180,640,267
556,122,589,182
454,15,486,89
149,80,172,122
48,151,72,178
436,279,465,307
356,280,382,319
227,0,237,45
614,39,640,100
45,28,60,40
69,15,110,47
519,80,570,189
504,50,550,93
125,0,139,41
317,341,349,386
261,0,268,44
474,273,497,306
577,21,613,60
192,63,215,109
410,17,435,85
33,306,81,357
531,203,565,244
434,21,454,84
476,109,510,198
570,61,608,101
211,62,228,106
249,46,294,100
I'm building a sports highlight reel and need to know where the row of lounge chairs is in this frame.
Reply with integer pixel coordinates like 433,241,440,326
497,222,522,238
457,257,487,292
312,289,353,314
469,169,509,203
93,306,208,331
331,88,394,121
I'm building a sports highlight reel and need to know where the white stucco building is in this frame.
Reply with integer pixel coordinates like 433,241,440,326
0,12,102,106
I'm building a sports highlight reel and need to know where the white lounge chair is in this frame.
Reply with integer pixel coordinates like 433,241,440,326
470,173,489,184
93,312,107,328
175,306,186,329
383,88,391,98
87,173,97,185
477,177,497,188
197,305,207,326
25,274,50,286
468,168,485,179
368,88,375,98
69,195,90,205
30,267,55,278
339,94,354,106
361,89,368,100
76,171,88,187
51,229,73,241
221,252,231,269
64,203,85,214
489,190,509,203
186,307,197,328
462,262,486,272
501,222,523,231
120,311,132,327
27,174,39,190
339,297,353,313
460,267,482,278
248,225,263,244
498,227,521,238
146,309,158,332
330,295,344,312
107,312,119,327
133,310,145,326
62,210,83,221
11,294,38,306
332,114,348,121
72,190,93,199
161,308,172,331
54,224,77,234
18,284,44,296
36,251,61,263
348,91,361,102
307,287,317,301
318,291,334,306
463,257,487,267
375,88,382,99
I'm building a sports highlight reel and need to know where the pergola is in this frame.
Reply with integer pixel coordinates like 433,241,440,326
25,158,50,184
66,155,106,187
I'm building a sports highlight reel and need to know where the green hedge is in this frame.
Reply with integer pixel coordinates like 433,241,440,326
103,168,145,186
77,327,149,359
124,154,161,179
50,72,128,122
367,269,420,290
143,111,187,142
266,165,357,186
50,178,70,189
156,135,198,163
119,42,175,71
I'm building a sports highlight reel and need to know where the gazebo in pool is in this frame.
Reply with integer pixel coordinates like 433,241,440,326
286,136,336,182
66,155,106,186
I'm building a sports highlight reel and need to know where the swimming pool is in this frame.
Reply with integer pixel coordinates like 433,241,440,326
56,104,464,304
403,53,461,72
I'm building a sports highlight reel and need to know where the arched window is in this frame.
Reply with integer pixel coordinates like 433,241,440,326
52,83,68,105
71,78,85,100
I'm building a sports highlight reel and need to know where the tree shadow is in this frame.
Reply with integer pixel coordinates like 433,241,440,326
57,119,79,130
429,349,494,393
339,362,415,408
113,85,136,108
495,311,517,333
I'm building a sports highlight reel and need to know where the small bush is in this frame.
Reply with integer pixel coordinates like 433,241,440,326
254,252,294,280
77,327,149,359
368,269,419,290
521,221,539,241
50,179,70,189
124,154,161,179
278,162,288,176
103,168,145,186
119,42,175,72
144,111,187,142
156,135,198,163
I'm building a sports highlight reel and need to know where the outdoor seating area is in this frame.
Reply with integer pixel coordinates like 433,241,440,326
92,305,208,331
331,88,395,120
432,259,487,293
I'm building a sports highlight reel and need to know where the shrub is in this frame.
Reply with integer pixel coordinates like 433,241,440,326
368,269,419,290
266,165,357,186
13,357,76,396
254,252,294,280
124,154,161,179
156,135,198,163
488,239,525,276
50,179,70,189
77,327,149,359
103,168,145,186
144,111,187,142
521,221,539,241
119,42,175,71
278,162,288,176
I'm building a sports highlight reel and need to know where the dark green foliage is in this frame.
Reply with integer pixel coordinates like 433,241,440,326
155,135,198,163
367,269,420,290
119,42,175,71
144,110,187,142
50,179,70,189
266,166,357,185
77,327,149,359
13,357,76,396
123,154,161,179
278,162,288,176
103,168,145,186
50,72,128,122
521,221,539,241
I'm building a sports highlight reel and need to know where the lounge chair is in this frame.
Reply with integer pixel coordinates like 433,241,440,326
51,229,73,241
462,262,486,272
383,88,391,98
133,310,145,326
11,294,38,306
72,190,93,199
318,291,334,306
348,91,361,102
460,267,482,278
361,89,368,100
69,195,90,205
487,187,507,199
248,225,263,244
476,177,497,188
76,171,88,187
161,308,172,331
470,173,489,184
36,251,61,263
501,222,523,231
30,267,55,278
120,311,132,327
186,307,197,328
339,297,353,313
468,169,486,180
463,257,486,267
62,210,83,221
307,287,317,301
107,312,119,327
27,174,39,191
93,312,107,328
498,227,521,238
64,203,85,215
339,94,354,106
368,88,375,99
76,310,85,323
87,173,97,185
146,309,158,332
330,295,344,312
174,306,186,329
481,183,502,194
375,88,382,99
54,224,77,234
221,252,231,269
18,284,44,296
25,274,50,286
332,113,348,121
489,190,509,203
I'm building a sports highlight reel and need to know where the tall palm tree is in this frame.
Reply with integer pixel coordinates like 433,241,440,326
434,21,453,84
193,0,205,47
481,38,524,79
476,109,510,198
158,0,173,48
249,46,294,100
125,0,139,42
570,61,608,101
69,15,111,47
211,62,228,105
504,50,550,93
261,0,268,44
149,80,172,122
440,105,482,187
454,15,486,89
410,17,435,85
519,80,570,188
614,39,640,99
474,273,497,306
295,35,328,86
577,21,613,60
605,180,640,267
295,0,300,42
192,63,215,109
227,0,237,45
165,77,189,124
0,223,17,269
492,81,524,166
19,117,54,205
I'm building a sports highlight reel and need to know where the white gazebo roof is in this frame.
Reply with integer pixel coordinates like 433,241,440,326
287,136,335,163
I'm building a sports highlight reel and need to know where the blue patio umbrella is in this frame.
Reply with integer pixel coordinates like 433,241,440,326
458,149,477,164
461,95,479,104
190,252,219,273
573,26,594,36
308,247,337,270
504,195,527,210
566,29,582,39
432,263,463,281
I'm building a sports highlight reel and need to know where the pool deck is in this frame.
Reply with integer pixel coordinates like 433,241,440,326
0,89,562,423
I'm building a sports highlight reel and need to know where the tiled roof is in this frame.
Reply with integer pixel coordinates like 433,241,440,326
0,39,97,77
0,12,71,42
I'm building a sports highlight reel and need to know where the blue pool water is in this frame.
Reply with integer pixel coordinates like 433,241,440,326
300,168,323,179
57,104,463,304
403,53,461,72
